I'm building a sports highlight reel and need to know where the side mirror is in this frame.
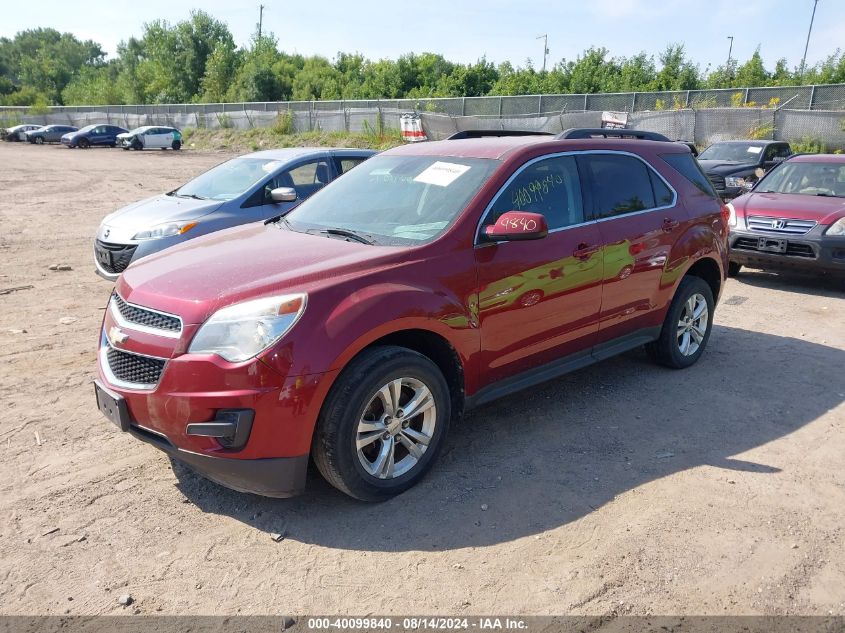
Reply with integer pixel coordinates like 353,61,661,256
484,211,549,241
270,187,297,202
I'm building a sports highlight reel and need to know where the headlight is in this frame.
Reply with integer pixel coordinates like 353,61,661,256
826,217,845,236
725,176,748,188
188,294,307,362
132,221,198,240
726,202,737,227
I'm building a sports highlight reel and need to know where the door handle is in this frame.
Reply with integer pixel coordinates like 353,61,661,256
573,243,599,260
662,218,679,232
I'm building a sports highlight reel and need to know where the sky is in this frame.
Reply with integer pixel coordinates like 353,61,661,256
4,0,843,74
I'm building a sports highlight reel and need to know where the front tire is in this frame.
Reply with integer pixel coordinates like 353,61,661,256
646,276,715,369
34,136,43,145
727,261,742,277
78,138,90,149
313,346,451,501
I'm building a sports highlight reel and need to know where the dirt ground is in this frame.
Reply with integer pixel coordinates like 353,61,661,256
0,141,844,617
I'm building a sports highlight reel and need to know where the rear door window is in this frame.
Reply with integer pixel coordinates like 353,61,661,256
335,157,368,174
579,154,658,219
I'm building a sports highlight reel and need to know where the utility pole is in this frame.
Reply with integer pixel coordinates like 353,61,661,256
536,34,549,73
726,36,734,68
257,4,265,40
799,0,820,82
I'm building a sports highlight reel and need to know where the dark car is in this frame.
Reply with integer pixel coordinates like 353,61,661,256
94,129,728,501
699,140,792,199
26,125,78,144
2,124,41,141
61,124,128,148
93,148,376,280
727,154,845,276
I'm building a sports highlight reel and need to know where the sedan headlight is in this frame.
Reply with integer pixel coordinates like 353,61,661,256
132,221,198,240
725,176,748,189
826,217,845,236
188,294,307,362
726,202,737,227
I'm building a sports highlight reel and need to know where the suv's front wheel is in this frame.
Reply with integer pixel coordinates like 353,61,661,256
646,276,715,369
313,346,450,501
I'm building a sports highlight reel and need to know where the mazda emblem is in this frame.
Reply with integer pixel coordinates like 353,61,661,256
103,228,111,239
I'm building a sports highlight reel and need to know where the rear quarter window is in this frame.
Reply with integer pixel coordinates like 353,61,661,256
660,153,719,199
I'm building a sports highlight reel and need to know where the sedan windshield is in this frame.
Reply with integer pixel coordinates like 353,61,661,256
285,155,499,245
174,157,284,201
757,161,845,197
699,143,765,162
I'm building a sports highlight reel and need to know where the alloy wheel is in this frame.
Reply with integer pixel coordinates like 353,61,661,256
677,293,709,356
355,377,437,479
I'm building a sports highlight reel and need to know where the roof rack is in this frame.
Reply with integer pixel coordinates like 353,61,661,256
556,128,672,142
446,130,554,140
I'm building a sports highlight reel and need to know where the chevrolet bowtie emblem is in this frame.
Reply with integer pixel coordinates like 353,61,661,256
108,326,129,346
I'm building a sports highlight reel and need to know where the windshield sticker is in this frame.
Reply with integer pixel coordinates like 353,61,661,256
746,147,762,154
262,161,284,173
414,161,471,187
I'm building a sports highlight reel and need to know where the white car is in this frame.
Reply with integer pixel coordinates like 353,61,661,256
3,124,42,141
117,126,182,151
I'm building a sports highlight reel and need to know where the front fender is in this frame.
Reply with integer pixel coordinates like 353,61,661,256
260,281,478,382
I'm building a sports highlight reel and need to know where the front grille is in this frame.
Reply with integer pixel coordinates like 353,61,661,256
112,292,181,333
95,240,137,274
747,216,817,235
733,237,816,259
106,346,165,386
708,175,726,191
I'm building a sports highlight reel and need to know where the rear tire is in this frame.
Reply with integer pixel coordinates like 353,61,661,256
646,276,715,369
172,140,182,150
312,346,451,501
727,261,742,277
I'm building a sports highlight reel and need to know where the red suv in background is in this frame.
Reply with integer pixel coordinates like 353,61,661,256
94,129,728,501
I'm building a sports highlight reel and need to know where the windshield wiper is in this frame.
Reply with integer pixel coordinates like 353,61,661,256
320,228,375,245
815,192,844,198
179,193,208,200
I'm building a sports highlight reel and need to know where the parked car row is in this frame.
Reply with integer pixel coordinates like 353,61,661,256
93,128,736,502
1,123,182,150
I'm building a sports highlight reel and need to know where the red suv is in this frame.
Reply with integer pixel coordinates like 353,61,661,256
94,129,729,501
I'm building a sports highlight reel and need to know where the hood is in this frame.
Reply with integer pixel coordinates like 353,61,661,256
118,223,405,324
102,194,225,231
733,191,845,224
116,132,133,139
61,132,75,140
698,160,755,176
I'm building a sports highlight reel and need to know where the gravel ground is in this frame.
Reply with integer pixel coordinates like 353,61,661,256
0,141,843,616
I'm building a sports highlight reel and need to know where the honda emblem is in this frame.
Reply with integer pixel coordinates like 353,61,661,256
771,219,786,230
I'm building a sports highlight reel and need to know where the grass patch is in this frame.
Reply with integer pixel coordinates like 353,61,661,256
182,127,404,153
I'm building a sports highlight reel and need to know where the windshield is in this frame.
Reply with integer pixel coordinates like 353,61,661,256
77,125,96,133
699,143,765,162
757,161,845,197
285,155,499,245
175,157,283,201
127,127,149,135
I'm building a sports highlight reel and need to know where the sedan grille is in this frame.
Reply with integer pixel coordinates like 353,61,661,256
95,240,137,274
106,346,166,387
747,216,817,235
112,292,182,333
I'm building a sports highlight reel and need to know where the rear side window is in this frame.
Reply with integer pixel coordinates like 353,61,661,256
579,154,656,219
336,157,367,174
660,152,718,198
484,155,584,231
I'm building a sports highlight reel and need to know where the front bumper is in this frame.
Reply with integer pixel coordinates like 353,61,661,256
94,301,338,497
729,227,845,274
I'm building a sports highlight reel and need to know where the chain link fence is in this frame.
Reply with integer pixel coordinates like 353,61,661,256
420,108,845,150
2,83,844,149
